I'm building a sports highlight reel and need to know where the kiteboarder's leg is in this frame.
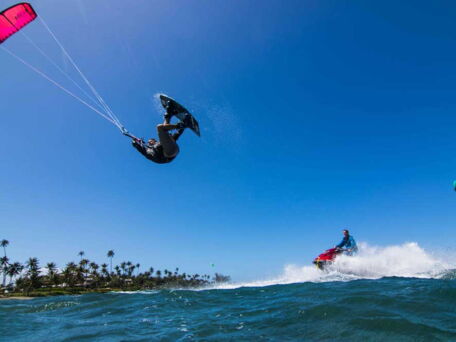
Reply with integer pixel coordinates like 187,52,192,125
164,112,172,124
157,124,180,158
163,106,176,124
172,128,185,141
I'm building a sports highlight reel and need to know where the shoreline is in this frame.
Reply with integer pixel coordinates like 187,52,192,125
0,285,211,300
0,296,34,300
0,287,117,300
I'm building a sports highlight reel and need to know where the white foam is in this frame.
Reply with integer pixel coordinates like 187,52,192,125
112,290,159,295
212,242,454,289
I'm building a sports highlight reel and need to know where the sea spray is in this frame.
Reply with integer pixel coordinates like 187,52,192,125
1,243,455,342
213,242,454,290
330,242,450,279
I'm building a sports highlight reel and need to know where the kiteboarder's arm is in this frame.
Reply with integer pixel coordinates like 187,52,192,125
132,139,147,154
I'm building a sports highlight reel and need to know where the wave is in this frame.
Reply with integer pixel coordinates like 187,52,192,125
111,290,160,295
213,242,455,289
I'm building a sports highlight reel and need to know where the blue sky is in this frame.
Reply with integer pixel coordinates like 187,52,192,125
1,0,455,281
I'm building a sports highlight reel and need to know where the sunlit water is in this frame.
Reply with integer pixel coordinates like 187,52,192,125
1,243,455,341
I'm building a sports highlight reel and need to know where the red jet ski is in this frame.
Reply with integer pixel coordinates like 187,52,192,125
313,248,343,270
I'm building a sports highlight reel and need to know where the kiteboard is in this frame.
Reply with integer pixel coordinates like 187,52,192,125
159,94,200,137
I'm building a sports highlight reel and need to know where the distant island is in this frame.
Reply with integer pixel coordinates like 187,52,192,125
0,240,230,298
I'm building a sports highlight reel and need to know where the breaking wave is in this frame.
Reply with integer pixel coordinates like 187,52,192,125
214,242,455,289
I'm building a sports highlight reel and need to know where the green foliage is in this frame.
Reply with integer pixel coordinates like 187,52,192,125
1,245,231,297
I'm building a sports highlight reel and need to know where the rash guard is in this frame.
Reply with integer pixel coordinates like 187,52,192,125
336,235,358,252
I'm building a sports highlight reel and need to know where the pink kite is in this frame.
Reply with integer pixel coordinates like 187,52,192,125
0,3,37,44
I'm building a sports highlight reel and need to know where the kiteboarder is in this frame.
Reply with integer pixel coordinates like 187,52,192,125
131,115,186,164
335,229,358,255
123,94,200,164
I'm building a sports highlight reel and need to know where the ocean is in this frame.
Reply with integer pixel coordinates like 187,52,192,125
1,243,455,341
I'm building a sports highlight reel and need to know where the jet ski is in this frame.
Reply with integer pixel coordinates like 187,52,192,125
313,248,343,270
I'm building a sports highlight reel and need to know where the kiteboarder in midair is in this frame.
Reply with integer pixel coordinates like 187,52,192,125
123,94,200,164
130,106,186,164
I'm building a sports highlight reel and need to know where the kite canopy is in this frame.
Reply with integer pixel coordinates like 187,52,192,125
0,3,37,44
1,3,125,131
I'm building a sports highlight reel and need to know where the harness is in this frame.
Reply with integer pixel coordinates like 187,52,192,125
132,139,175,164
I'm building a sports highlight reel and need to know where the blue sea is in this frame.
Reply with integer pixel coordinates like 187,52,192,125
1,278,456,341
1,243,455,341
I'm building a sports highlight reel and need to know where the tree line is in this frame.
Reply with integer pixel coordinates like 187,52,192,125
0,239,230,296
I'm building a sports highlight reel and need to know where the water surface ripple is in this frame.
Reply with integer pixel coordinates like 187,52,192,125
1,278,455,341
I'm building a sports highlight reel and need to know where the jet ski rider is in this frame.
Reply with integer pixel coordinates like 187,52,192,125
335,229,358,255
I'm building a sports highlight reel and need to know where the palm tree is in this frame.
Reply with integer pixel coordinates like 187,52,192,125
120,262,127,276
62,268,72,287
101,263,109,278
79,259,89,281
1,256,10,287
128,264,135,277
75,266,84,285
26,257,40,289
7,262,23,286
88,262,100,287
63,262,78,287
125,262,134,277
46,262,57,274
26,258,39,272
46,262,58,286
78,251,85,261
89,262,99,275
107,250,114,273
136,263,140,275
1,240,9,258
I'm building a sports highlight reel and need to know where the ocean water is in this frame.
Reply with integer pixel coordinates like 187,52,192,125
1,243,455,342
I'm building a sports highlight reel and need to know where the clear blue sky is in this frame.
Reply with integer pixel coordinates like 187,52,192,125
1,0,455,281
